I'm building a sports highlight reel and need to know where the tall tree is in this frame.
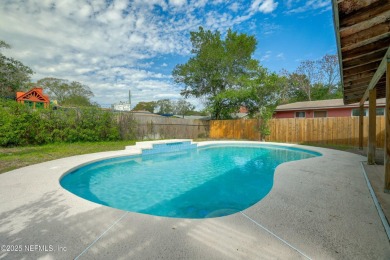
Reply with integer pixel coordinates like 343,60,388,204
280,54,342,103
156,99,175,114
132,101,156,113
209,66,280,118
0,40,34,98
173,27,262,119
318,54,340,95
174,99,195,117
296,60,320,101
37,77,94,106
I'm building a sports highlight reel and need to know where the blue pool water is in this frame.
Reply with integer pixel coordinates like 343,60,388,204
60,144,321,218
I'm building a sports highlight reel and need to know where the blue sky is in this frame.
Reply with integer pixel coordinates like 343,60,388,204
0,0,335,108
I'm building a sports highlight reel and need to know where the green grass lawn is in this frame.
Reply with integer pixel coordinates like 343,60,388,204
0,140,135,174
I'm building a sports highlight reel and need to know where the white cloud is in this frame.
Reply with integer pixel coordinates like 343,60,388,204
229,3,241,12
285,0,294,9
259,0,279,13
259,22,280,35
169,0,187,7
261,51,272,62
211,0,225,5
250,0,278,14
154,93,181,99
286,0,331,14
276,52,285,60
0,0,278,107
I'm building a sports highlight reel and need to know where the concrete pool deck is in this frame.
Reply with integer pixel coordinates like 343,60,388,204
0,140,389,259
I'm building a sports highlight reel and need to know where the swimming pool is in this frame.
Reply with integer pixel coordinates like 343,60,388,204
60,143,321,218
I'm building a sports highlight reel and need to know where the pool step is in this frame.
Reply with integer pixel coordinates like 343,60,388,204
125,139,197,155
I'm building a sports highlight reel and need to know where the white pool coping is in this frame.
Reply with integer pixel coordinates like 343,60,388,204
0,140,389,259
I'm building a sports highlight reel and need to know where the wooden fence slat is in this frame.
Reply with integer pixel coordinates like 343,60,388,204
208,116,385,147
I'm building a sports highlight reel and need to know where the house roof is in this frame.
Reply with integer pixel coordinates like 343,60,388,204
332,0,390,104
16,87,50,103
275,98,386,111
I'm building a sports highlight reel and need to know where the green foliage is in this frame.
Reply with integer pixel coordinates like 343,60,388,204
258,107,274,140
311,83,342,100
279,54,342,104
0,99,137,147
185,110,208,116
208,67,280,119
133,99,196,117
173,27,265,119
175,99,195,117
37,77,94,106
154,99,196,116
156,99,175,114
132,101,157,113
0,40,34,98
117,112,137,140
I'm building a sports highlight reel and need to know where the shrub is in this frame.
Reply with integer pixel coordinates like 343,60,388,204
0,99,137,147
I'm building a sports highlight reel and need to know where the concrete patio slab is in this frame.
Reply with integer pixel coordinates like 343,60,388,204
362,163,390,221
0,141,389,259
244,149,389,259
79,212,307,260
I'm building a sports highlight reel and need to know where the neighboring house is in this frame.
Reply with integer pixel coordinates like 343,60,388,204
16,87,50,109
112,101,131,111
274,98,386,119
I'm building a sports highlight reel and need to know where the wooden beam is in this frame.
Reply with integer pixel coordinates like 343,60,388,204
340,1,390,27
343,37,390,61
343,60,382,77
344,78,386,92
344,70,376,82
341,32,390,52
346,75,387,86
344,73,384,87
360,47,390,105
341,23,390,47
340,9,390,38
385,60,390,192
359,104,364,150
341,33,390,53
344,77,386,91
332,0,345,92
368,88,376,164
342,47,389,62
343,50,385,69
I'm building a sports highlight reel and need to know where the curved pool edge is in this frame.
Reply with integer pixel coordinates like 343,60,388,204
60,141,322,219
1,140,388,259
55,140,328,216
59,140,323,183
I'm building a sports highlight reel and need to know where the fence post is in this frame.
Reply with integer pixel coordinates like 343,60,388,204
385,61,390,192
359,105,364,150
368,88,376,164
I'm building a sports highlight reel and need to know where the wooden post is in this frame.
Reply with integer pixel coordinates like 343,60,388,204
368,88,376,164
359,104,364,150
385,61,390,192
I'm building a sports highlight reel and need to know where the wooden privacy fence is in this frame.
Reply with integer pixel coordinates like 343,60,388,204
210,119,261,140
210,117,385,147
132,114,210,140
